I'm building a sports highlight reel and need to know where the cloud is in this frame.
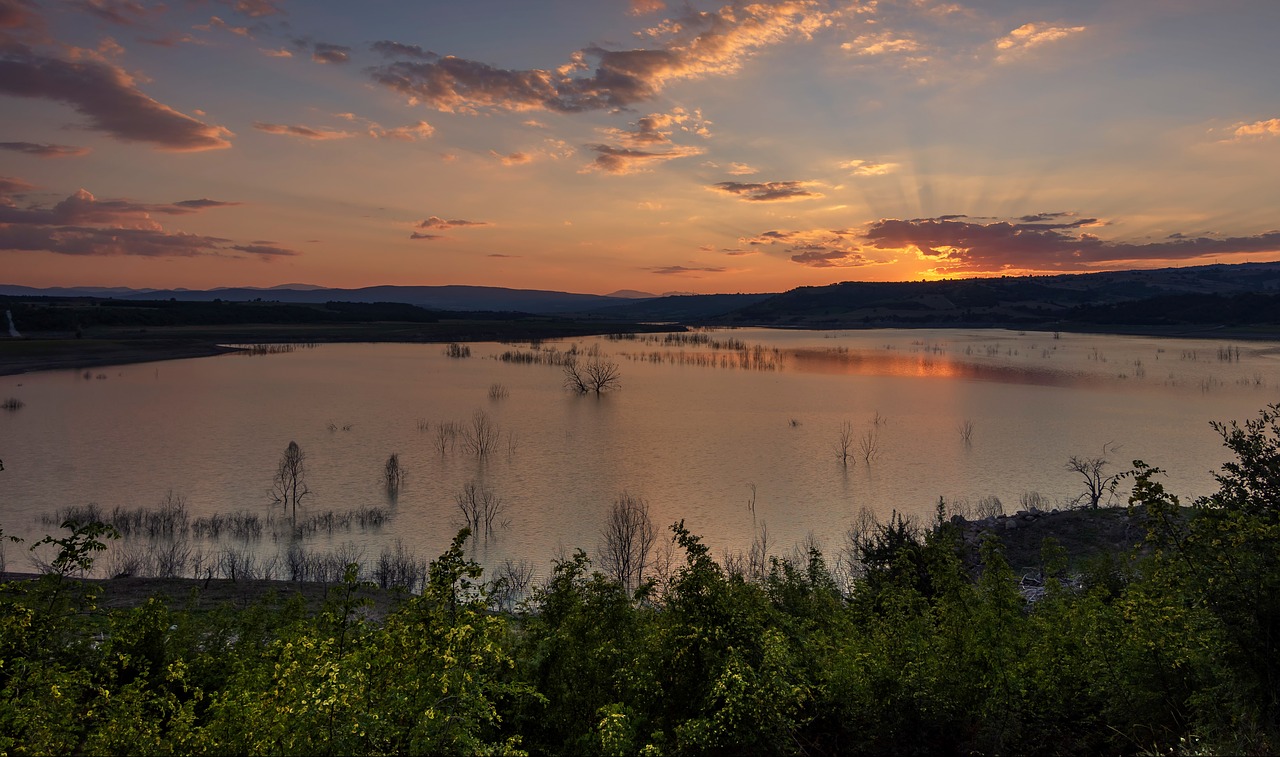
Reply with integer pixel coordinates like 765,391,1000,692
859,213,1280,273
491,150,532,166
371,120,434,140
601,107,711,146
417,216,489,230
172,198,242,209
742,227,873,267
369,1,831,114
370,40,434,60
0,48,232,151
0,141,90,157
0,185,289,258
995,22,1086,61
312,42,350,65
838,158,897,176
222,0,283,18
649,265,726,275
841,30,924,58
711,180,820,202
197,15,252,38
726,162,757,175
1230,118,1280,141
630,0,665,15
0,176,36,195
0,0,43,32
139,32,201,47
409,232,444,241
583,143,704,174
252,121,355,140
229,242,294,256
75,0,157,27
260,47,292,58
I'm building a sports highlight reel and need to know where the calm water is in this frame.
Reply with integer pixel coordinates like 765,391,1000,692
2,328,1278,578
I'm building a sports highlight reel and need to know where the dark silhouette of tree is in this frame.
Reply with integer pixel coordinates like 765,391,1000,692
598,492,656,595
563,355,621,394
271,440,309,523
1066,442,1122,509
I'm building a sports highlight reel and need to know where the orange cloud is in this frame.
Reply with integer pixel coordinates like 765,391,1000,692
860,213,1280,273
995,22,1086,61
252,122,356,140
1231,118,1280,140
0,48,232,151
838,158,897,176
368,1,831,114
630,0,666,15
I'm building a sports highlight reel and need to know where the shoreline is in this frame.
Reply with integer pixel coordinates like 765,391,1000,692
4,320,1279,379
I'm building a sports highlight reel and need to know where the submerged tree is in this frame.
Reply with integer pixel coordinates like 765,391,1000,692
564,356,621,394
271,440,310,523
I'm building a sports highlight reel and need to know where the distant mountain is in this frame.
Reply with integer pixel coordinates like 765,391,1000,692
0,283,637,314
720,261,1280,328
8,260,1280,328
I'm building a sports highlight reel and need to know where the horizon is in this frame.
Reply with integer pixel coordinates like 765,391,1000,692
2,1,1279,295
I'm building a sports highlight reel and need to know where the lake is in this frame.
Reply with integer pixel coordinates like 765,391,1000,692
2,327,1277,583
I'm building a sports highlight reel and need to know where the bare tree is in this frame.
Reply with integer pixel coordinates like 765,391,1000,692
858,425,882,464
1066,442,1123,509
455,480,506,536
462,410,501,458
598,492,657,595
564,355,622,394
835,421,855,466
270,440,309,524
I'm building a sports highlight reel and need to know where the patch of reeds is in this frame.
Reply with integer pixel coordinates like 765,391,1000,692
192,510,263,540
372,539,428,593
444,343,472,358
1,397,23,411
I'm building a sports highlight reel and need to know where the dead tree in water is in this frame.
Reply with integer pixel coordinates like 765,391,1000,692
564,356,622,394
271,441,309,524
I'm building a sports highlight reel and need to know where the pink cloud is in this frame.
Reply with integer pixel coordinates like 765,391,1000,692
583,143,704,174
0,185,289,258
75,0,157,26
0,48,232,151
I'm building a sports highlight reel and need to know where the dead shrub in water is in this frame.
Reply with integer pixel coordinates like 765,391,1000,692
455,481,506,536
373,539,427,592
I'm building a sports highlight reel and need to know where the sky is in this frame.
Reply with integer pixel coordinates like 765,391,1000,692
1,0,1278,296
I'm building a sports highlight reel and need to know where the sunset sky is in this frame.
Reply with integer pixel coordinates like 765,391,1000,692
1,0,1278,295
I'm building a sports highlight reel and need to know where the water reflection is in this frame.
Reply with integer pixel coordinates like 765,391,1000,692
786,346,1100,388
